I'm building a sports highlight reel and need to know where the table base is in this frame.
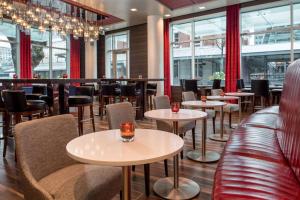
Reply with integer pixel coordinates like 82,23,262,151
209,134,229,142
187,150,220,163
153,177,200,200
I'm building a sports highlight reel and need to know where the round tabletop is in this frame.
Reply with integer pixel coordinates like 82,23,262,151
66,129,184,166
182,100,226,108
144,109,207,122
207,96,239,100
225,92,254,97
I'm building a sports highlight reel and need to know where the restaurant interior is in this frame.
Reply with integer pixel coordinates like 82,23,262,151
1,0,300,199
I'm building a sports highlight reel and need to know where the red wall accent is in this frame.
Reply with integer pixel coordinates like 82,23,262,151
70,35,81,79
164,19,171,97
20,31,32,78
225,4,240,92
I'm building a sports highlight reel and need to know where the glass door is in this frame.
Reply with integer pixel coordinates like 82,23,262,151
112,50,128,78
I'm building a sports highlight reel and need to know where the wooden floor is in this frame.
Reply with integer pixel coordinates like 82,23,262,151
0,106,246,200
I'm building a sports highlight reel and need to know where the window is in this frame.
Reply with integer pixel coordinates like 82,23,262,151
0,21,18,78
241,3,300,86
31,29,69,78
170,15,226,85
105,32,129,78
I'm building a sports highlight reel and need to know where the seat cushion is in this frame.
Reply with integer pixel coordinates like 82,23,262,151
26,93,43,100
224,103,239,113
68,96,92,106
241,113,278,130
40,95,53,106
39,164,122,200
213,154,300,200
26,100,46,111
156,120,196,134
256,106,279,114
225,127,285,163
206,109,216,118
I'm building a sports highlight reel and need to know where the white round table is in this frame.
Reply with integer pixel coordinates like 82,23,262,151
182,101,226,160
144,109,207,200
66,129,183,200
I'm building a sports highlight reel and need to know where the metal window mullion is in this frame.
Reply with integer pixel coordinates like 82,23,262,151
291,2,294,62
49,32,53,78
191,21,195,79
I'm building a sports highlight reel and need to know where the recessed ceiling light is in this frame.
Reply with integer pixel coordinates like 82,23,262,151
130,8,137,12
199,6,206,10
164,14,171,17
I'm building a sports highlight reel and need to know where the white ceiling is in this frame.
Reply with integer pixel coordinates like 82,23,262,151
75,0,255,30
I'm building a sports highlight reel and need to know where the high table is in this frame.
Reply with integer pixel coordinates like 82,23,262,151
182,101,228,145
182,101,225,160
66,129,183,200
144,109,207,199
0,78,163,119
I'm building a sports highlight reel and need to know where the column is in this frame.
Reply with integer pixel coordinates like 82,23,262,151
85,41,97,78
147,15,164,95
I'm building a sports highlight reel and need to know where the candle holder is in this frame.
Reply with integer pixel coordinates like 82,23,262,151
63,73,68,79
220,91,225,96
13,74,18,79
120,122,135,142
171,102,180,113
201,96,207,102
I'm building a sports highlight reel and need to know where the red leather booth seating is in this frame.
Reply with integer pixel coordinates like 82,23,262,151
213,59,300,199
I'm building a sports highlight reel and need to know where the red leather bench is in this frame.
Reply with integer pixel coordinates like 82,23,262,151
213,60,300,199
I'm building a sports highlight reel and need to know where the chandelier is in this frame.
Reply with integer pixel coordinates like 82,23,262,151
0,0,106,41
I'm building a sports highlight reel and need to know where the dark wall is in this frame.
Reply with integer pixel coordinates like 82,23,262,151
79,38,85,78
97,35,105,78
97,23,148,78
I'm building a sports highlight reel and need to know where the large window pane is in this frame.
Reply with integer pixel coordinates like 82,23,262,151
241,6,290,33
32,46,49,78
172,23,192,43
52,48,67,78
195,17,226,39
0,22,17,78
52,32,66,48
31,29,50,46
172,43,192,85
114,34,128,49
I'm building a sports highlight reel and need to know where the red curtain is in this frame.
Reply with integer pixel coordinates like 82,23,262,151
70,35,81,79
225,4,240,92
20,31,32,78
164,19,171,97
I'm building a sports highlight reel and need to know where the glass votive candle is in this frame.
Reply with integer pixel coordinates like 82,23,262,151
63,73,68,79
13,74,18,79
120,122,135,142
201,96,207,102
220,91,225,96
171,102,180,113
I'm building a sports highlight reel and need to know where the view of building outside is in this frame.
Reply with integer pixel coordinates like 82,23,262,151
241,4,300,86
171,15,226,85
31,29,68,78
105,32,129,78
0,22,17,78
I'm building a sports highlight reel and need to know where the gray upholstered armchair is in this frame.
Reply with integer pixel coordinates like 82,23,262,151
15,114,122,200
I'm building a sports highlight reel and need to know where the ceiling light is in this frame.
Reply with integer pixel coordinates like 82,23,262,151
130,8,137,12
199,6,206,10
164,14,171,17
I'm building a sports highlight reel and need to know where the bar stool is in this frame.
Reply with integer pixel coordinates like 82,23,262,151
251,80,270,111
26,85,53,115
99,84,119,119
120,84,141,111
2,90,46,158
146,83,157,110
68,86,95,136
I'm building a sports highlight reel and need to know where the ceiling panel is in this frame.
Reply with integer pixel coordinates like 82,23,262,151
157,0,211,10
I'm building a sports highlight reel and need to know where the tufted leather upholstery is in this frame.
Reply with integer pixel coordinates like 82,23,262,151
213,59,300,199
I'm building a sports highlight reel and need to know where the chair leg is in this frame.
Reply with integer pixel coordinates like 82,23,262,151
212,117,216,134
192,128,196,150
164,159,168,177
132,166,135,171
229,113,232,129
90,105,95,132
78,107,83,136
180,134,184,159
144,164,150,196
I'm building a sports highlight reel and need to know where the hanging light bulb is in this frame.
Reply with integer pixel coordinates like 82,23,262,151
38,24,45,32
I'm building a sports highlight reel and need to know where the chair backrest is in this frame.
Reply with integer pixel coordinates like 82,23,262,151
212,79,221,89
183,80,198,93
120,84,136,97
76,86,94,97
2,90,28,112
182,91,196,101
15,114,78,181
32,85,47,95
153,95,171,109
101,84,117,96
277,59,300,182
106,102,135,129
251,80,269,97
211,89,222,96
147,83,157,90
236,79,245,89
